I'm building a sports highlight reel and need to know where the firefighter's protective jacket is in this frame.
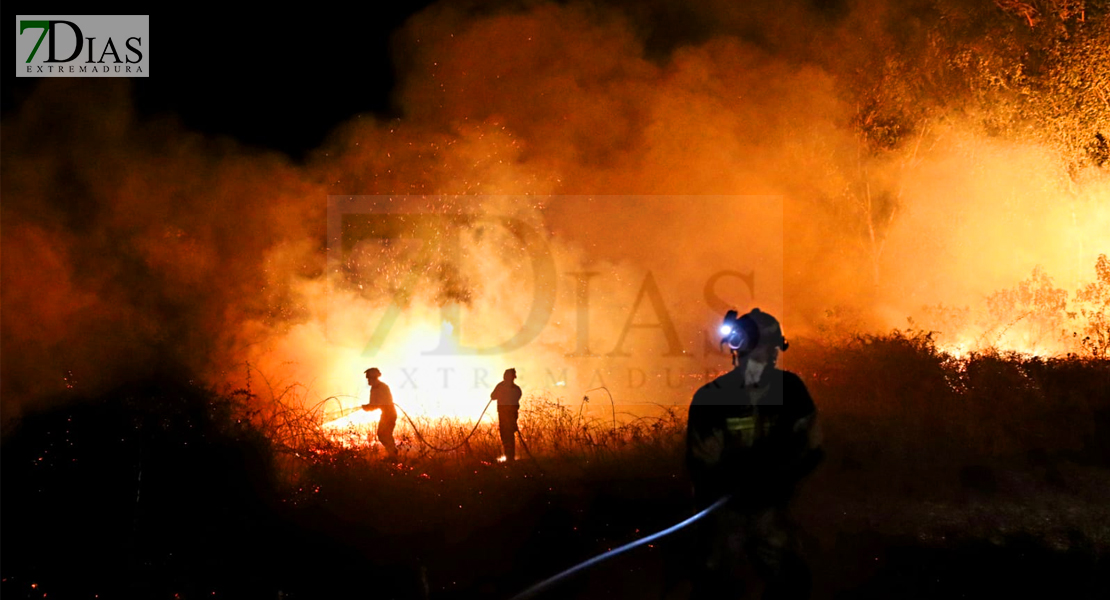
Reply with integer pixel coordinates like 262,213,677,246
491,381,522,407
367,380,394,409
687,366,822,507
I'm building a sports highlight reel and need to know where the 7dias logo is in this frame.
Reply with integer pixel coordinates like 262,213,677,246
17,15,148,77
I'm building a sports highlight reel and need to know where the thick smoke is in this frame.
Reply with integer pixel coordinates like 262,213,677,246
3,0,1107,420
1,84,325,418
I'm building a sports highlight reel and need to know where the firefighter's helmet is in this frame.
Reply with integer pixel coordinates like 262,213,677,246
720,308,788,354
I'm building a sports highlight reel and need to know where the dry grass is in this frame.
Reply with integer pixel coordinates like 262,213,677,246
6,336,1108,599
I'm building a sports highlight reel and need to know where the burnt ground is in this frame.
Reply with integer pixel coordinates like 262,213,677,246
3,380,1109,600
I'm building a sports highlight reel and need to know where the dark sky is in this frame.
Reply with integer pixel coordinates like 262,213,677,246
3,2,439,159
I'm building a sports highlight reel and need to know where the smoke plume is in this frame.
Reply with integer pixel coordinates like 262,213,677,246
3,0,1108,420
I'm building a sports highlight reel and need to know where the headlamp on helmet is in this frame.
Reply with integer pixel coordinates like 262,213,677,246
719,308,788,357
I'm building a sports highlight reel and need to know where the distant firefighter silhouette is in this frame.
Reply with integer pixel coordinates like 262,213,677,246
687,309,824,599
490,368,522,461
361,367,397,457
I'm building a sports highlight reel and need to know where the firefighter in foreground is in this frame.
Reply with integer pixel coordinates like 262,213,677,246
687,309,823,599
490,368,522,461
361,367,397,457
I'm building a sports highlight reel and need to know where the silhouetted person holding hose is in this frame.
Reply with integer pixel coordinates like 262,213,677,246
687,309,823,600
491,368,522,461
361,367,397,458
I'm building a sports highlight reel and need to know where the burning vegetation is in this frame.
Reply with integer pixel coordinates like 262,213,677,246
3,0,1110,598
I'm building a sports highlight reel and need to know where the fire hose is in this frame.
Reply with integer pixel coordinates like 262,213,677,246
323,395,727,598
314,395,362,420
508,494,732,600
318,393,734,598
398,402,545,475
394,398,496,453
